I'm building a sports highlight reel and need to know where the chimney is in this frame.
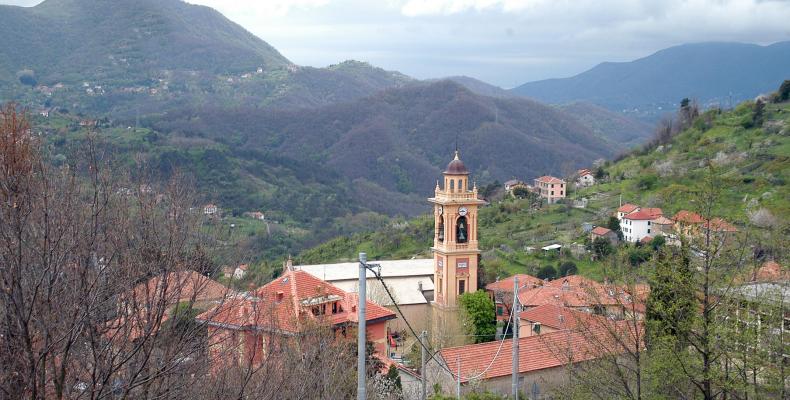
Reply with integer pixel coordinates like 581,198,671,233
276,291,284,303
418,281,423,292
283,255,294,272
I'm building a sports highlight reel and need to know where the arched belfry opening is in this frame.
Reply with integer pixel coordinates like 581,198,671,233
437,216,445,242
456,216,468,243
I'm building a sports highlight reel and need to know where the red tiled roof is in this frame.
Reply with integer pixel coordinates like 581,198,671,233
535,176,565,184
651,216,674,225
485,274,543,293
640,208,663,218
750,261,787,282
439,325,632,382
518,304,596,330
704,218,738,232
640,236,653,244
577,169,592,177
622,210,655,221
197,270,395,334
617,203,640,213
591,226,612,236
128,270,232,306
673,210,705,224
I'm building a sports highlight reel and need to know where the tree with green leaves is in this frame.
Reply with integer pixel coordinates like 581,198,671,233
592,236,615,258
558,261,577,277
458,290,496,343
537,264,557,280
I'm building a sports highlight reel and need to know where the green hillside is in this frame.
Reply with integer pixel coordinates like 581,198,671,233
298,94,790,281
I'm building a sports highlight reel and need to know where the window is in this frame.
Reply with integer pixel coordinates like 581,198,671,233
450,180,455,191
437,278,442,293
332,302,343,314
458,280,466,295
458,179,463,191
437,217,444,242
496,306,503,316
647,229,651,234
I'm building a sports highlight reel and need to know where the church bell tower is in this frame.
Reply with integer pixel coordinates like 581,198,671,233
430,151,485,308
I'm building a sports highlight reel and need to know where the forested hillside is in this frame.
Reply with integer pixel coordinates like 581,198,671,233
299,89,790,281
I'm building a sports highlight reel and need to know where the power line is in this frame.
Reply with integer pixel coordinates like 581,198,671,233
364,264,515,383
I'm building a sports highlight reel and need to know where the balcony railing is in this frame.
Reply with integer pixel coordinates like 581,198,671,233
433,189,480,202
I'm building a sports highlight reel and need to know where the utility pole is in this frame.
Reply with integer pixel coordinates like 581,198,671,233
420,330,427,400
456,356,461,399
357,252,367,400
512,276,520,400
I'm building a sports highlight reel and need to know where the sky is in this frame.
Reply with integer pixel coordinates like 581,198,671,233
3,0,789,87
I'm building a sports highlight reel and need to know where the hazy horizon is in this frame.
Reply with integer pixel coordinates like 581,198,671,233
2,0,788,88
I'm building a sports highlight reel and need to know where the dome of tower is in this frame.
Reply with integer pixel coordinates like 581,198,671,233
444,151,469,175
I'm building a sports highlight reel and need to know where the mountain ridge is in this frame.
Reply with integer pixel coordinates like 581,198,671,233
511,41,790,121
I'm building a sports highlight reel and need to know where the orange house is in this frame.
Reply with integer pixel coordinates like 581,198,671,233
196,270,396,369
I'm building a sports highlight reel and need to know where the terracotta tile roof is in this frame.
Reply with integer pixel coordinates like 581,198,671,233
704,218,738,232
673,210,705,224
640,208,663,218
577,169,593,177
517,276,642,312
485,274,544,293
591,226,612,236
750,261,788,282
196,270,395,334
617,203,640,213
622,210,656,221
127,270,232,306
640,236,653,244
439,327,617,382
535,176,565,184
651,216,674,225
518,304,596,330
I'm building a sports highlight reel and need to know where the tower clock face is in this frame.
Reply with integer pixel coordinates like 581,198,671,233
437,206,443,215
458,207,468,216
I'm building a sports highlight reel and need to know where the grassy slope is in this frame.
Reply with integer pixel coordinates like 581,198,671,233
298,100,790,281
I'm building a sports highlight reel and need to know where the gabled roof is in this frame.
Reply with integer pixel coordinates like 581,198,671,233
535,176,565,184
577,169,593,177
617,203,640,213
196,270,395,334
622,210,655,221
438,327,615,382
704,218,738,232
749,261,788,282
651,216,674,225
640,236,653,244
485,274,543,293
591,226,612,236
673,210,705,224
127,270,232,306
639,208,663,218
518,304,596,330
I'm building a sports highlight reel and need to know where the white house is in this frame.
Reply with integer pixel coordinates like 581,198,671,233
576,169,595,187
232,264,249,279
616,203,640,220
620,210,656,243
203,204,218,216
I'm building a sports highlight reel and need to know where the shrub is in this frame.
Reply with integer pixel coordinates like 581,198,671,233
558,261,577,277
776,80,790,103
536,265,557,280
592,237,614,257
628,248,652,266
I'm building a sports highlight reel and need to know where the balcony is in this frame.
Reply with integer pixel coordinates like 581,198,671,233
431,188,483,203
433,240,479,252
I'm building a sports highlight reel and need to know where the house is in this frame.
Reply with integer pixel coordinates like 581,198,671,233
590,226,619,245
533,176,566,204
426,315,636,397
650,216,674,235
503,179,527,192
517,276,642,319
518,304,597,338
233,264,249,279
575,169,595,187
616,203,640,220
203,204,219,216
620,210,658,243
292,259,434,333
109,270,233,341
672,210,706,237
485,274,544,322
221,266,235,279
196,270,396,369
246,211,265,221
